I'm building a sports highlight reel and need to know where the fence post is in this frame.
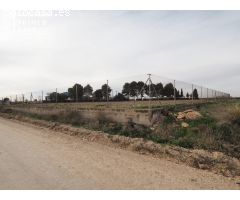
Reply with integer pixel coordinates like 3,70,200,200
30,92,33,102
173,80,176,106
107,80,109,103
207,88,208,102
76,85,78,102
147,74,152,115
192,84,194,103
56,88,58,103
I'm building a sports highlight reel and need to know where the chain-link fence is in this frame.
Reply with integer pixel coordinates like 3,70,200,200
0,74,230,106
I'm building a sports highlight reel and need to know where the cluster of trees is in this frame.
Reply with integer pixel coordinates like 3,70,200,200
122,81,199,99
46,81,199,103
47,83,112,102
0,97,10,104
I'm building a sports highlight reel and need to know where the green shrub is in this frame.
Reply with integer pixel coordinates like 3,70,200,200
187,116,216,128
163,114,175,124
216,123,232,141
108,123,123,134
175,128,188,138
172,137,194,148
148,134,168,144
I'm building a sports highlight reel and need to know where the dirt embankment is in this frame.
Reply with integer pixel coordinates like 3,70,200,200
0,112,239,179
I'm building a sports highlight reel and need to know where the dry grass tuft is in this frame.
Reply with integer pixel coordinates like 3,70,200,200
228,104,240,125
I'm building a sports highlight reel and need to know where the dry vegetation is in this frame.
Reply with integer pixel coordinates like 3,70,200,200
228,103,240,125
10,99,210,111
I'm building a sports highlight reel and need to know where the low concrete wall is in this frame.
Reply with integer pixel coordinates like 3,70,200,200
78,109,151,126
11,107,152,126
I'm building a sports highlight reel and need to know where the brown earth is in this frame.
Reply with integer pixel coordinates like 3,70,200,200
0,116,239,189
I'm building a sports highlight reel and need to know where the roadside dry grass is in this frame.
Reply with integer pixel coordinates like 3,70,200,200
228,103,240,125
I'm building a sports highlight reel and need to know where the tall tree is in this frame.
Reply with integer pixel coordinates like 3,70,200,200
68,87,74,99
163,83,174,97
48,92,61,102
193,88,199,99
137,81,145,98
145,83,157,97
68,83,84,101
101,84,112,100
155,82,164,97
180,88,184,97
94,89,103,101
59,92,69,102
122,82,130,98
83,84,93,97
129,81,138,98
113,93,127,101
175,89,180,98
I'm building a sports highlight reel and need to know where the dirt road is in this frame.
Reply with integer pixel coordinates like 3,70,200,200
0,117,239,189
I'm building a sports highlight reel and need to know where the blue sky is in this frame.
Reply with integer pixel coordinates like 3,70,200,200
0,11,240,97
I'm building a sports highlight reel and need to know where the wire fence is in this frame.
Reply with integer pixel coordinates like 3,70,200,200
0,74,230,106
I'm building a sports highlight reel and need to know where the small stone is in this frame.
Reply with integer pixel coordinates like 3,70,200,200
191,178,197,182
176,110,202,120
181,122,189,128
177,113,185,120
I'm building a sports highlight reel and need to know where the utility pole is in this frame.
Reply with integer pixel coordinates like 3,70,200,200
22,94,25,103
137,74,160,116
42,91,44,103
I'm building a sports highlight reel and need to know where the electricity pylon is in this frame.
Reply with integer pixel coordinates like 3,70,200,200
138,74,160,115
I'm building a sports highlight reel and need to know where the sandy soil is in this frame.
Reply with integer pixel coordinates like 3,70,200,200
0,117,239,189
